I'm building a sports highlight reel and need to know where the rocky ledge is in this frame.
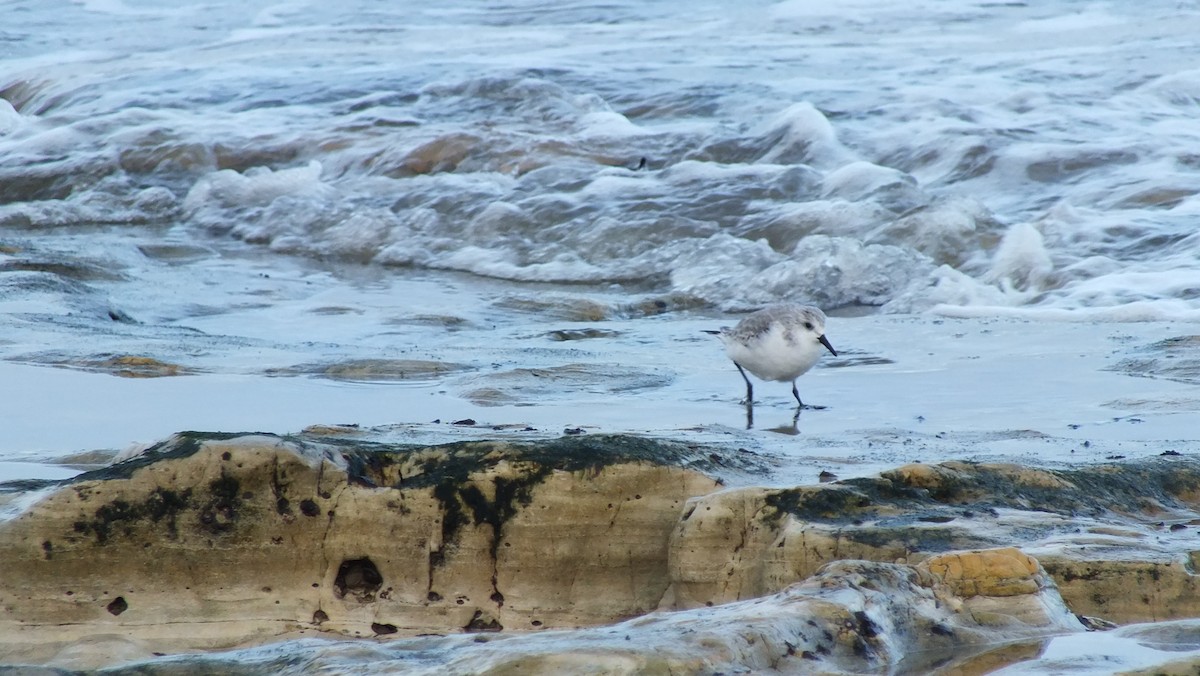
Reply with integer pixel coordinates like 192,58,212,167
3,432,1200,673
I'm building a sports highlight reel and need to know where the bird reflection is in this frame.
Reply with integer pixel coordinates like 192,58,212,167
744,402,803,435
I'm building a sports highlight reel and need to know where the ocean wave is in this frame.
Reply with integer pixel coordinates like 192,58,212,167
4,0,1200,319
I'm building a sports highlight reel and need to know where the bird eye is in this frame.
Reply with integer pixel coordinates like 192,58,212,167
804,322,814,330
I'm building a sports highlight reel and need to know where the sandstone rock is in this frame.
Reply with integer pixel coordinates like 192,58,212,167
87,355,192,378
459,363,673,406
424,552,1082,675
922,548,1041,598
7,434,1200,672
265,358,471,381
12,354,193,378
662,456,1200,624
0,432,725,665
91,551,1084,675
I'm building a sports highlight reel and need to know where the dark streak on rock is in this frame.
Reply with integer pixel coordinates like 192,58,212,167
270,456,291,516
464,609,502,633
763,487,875,525
197,474,241,535
853,610,880,638
760,459,1200,527
144,487,192,539
71,485,195,545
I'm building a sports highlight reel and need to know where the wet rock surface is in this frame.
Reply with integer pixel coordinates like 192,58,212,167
665,458,1200,625
0,433,724,666
18,353,196,378
460,363,674,406
4,433,1200,672
1111,335,1200,385
110,550,1084,675
265,358,472,381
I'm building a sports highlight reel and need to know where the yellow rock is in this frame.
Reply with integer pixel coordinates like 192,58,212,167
921,548,1041,598
0,433,720,665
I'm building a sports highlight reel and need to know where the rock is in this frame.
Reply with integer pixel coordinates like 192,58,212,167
459,363,673,406
265,358,471,381
87,355,191,378
420,551,1082,675
80,551,1084,675
6,434,1200,672
7,354,192,378
0,433,724,665
491,294,612,321
544,328,621,341
662,456,1200,625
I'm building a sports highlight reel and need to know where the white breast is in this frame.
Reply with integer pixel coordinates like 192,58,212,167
722,323,825,382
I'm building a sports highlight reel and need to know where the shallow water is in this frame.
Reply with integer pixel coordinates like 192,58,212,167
5,0,1200,672
2,237,1197,490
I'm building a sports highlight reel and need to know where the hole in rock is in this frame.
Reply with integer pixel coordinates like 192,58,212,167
334,557,383,602
300,499,320,517
106,597,128,616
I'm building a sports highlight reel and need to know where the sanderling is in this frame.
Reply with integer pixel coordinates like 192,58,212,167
704,303,837,408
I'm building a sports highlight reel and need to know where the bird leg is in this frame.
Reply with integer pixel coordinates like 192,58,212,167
793,380,828,411
734,362,754,404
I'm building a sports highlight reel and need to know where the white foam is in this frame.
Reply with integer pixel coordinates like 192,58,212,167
576,110,647,138
184,161,332,213
755,102,850,167
288,209,398,263
756,199,891,240
934,301,1200,323
661,159,790,184
869,198,999,268
668,234,784,309
774,234,930,308
432,246,613,283
985,222,1054,294
822,161,915,201
885,265,1016,314
0,99,22,134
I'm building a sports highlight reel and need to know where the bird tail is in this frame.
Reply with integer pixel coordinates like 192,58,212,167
701,330,721,335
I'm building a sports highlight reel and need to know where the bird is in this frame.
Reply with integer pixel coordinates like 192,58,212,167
704,303,837,408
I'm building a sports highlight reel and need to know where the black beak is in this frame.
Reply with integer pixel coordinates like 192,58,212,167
818,334,837,357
